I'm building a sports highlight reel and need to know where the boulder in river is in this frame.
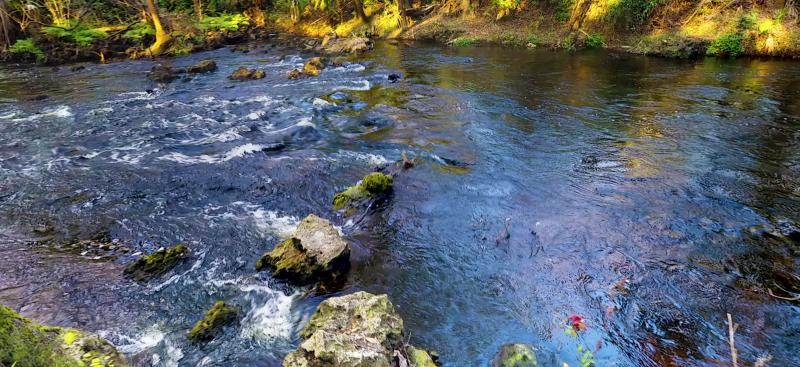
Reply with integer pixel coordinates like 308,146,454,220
187,59,218,74
283,291,438,367
229,66,266,81
148,64,179,83
0,304,126,367
491,343,539,367
287,69,304,79
322,37,373,54
303,57,326,77
256,214,350,284
123,244,189,281
333,171,393,210
188,300,238,342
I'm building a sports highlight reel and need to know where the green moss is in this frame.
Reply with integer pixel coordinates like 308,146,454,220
0,305,123,367
706,33,744,57
188,301,237,342
494,344,538,367
9,39,44,62
332,172,393,210
451,37,478,47
256,238,329,283
407,346,439,367
123,244,189,281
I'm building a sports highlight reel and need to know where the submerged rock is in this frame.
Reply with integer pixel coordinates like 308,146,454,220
188,301,238,342
283,292,437,367
303,57,326,77
332,172,394,211
187,59,218,74
229,66,266,81
322,37,373,54
148,64,178,83
287,69,304,79
0,305,126,367
123,244,189,281
491,344,539,367
256,214,350,284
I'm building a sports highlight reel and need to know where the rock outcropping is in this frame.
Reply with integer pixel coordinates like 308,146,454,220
187,59,217,74
256,214,350,284
283,292,438,367
333,172,394,212
0,305,125,367
229,66,265,80
188,300,238,342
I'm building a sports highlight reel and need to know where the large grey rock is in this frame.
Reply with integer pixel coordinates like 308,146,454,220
256,214,350,284
283,292,437,367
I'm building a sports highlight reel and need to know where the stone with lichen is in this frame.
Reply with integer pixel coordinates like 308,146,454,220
228,66,265,80
123,244,189,281
188,301,237,342
187,59,217,74
256,214,350,284
302,57,326,77
0,305,125,367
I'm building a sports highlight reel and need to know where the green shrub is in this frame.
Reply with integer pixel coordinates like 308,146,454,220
706,33,744,57
122,22,156,41
198,13,250,31
9,39,44,62
608,0,661,30
493,0,521,10
451,37,478,46
553,0,573,22
586,34,604,48
41,25,108,47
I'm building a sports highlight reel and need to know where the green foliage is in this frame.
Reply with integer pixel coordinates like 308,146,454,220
9,39,44,62
577,344,595,367
608,0,661,30
452,36,478,46
122,23,156,41
586,34,604,48
552,0,573,22
493,0,521,10
706,33,744,57
41,25,108,47
738,12,757,30
198,13,250,31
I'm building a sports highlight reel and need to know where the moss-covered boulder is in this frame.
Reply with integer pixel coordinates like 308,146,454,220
187,59,217,74
123,244,189,281
0,305,125,367
302,57,326,77
406,346,439,367
229,66,265,80
283,292,437,367
187,301,237,342
491,344,539,367
332,172,393,211
147,64,178,83
256,214,350,284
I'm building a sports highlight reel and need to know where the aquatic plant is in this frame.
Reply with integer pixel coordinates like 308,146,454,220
9,39,44,62
451,37,478,47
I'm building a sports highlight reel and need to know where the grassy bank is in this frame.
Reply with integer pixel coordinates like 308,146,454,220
1,1,799,64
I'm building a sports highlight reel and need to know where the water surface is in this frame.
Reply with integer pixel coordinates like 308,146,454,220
0,41,798,366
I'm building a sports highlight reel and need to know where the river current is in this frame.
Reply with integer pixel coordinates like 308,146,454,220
0,40,798,366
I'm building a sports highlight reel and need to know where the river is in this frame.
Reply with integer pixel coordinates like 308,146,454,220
0,39,798,366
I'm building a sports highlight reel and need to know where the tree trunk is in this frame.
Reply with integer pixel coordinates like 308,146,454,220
0,0,11,51
461,0,471,15
354,0,368,22
145,0,171,56
193,0,203,21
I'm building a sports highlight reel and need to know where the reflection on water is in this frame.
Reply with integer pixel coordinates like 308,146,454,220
0,40,798,366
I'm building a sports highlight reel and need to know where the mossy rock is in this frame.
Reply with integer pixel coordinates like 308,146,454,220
229,66,265,80
187,301,237,342
187,59,217,74
491,343,539,367
256,215,350,284
123,244,189,281
284,292,404,367
332,172,393,211
0,305,125,367
407,346,439,367
302,57,326,77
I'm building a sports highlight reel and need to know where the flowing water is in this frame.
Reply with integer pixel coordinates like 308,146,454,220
0,40,799,367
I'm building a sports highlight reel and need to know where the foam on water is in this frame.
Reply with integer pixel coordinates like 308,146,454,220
159,143,269,164
8,105,74,122
239,284,299,341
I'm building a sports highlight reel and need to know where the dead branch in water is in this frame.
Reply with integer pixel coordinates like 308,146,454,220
727,313,738,367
